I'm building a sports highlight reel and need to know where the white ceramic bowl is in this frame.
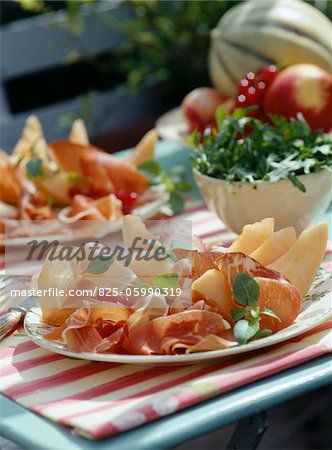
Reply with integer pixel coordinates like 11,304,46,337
193,168,332,234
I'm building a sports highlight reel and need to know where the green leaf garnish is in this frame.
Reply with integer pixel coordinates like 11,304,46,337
186,129,201,148
249,308,260,320
153,273,179,290
176,181,192,192
67,171,87,183
233,273,260,307
138,160,191,215
216,106,227,128
232,106,257,120
168,191,184,215
83,256,114,275
231,307,246,321
288,174,306,193
26,159,43,177
261,307,281,322
138,160,162,183
255,329,273,339
230,275,280,345
234,319,260,345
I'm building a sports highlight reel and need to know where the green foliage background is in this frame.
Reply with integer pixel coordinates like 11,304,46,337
13,0,332,101
115,0,242,98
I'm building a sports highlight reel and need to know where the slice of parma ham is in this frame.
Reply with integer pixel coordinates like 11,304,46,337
45,306,130,353
123,309,230,355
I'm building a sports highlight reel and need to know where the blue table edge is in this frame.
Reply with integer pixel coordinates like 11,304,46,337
1,355,331,450
1,141,331,449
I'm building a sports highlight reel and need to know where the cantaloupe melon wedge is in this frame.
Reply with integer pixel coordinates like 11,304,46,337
36,253,81,325
229,218,274,255
122,214,156,249
250,226,297,266
69,118,89,145
122,215,173,278
128,129,157,166
269,221,328,297
192,269,233,320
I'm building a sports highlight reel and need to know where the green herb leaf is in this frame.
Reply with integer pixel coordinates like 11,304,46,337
175,181,192,192
231,307,246,321
234,319,260,345
288,174,306,193
67,171,87,183
138,160,161,182
168,191,184,215
233,273,260,307
261,307,281,322
29,141,36,159
232,106,256,120
138,160,191,216
26,159,43,177
255,329,272,339
249,308,260,320
216,106,227,127
153,273,179,290
186,130,201,148
83,256,114,274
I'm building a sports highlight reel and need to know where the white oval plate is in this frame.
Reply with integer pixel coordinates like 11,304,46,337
156,107,188,145
24,270,332,366
2,193,168,247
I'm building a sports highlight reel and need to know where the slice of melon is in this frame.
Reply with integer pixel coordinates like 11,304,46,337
269,221,328,297
128,129,157,166
69,118,89,145
192,269,233,320
250,226,297,266
122,214,156,249
37,253,81,325
122,215,173,278
229,218,274,255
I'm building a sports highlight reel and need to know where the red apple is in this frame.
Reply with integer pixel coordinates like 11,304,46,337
181,87,227,134
264,64,332,132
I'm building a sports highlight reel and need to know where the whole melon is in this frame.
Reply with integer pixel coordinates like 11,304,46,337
208,0,332,96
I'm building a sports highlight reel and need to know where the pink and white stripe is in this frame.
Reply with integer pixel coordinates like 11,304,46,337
0,323,330,439
0,199,331,439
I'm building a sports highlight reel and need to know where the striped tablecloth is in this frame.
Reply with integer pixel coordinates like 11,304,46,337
1,200,331,440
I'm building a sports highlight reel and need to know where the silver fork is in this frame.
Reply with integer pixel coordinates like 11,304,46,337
0,275,36,341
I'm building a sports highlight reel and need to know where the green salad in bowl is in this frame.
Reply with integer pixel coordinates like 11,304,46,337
189,108,332,233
